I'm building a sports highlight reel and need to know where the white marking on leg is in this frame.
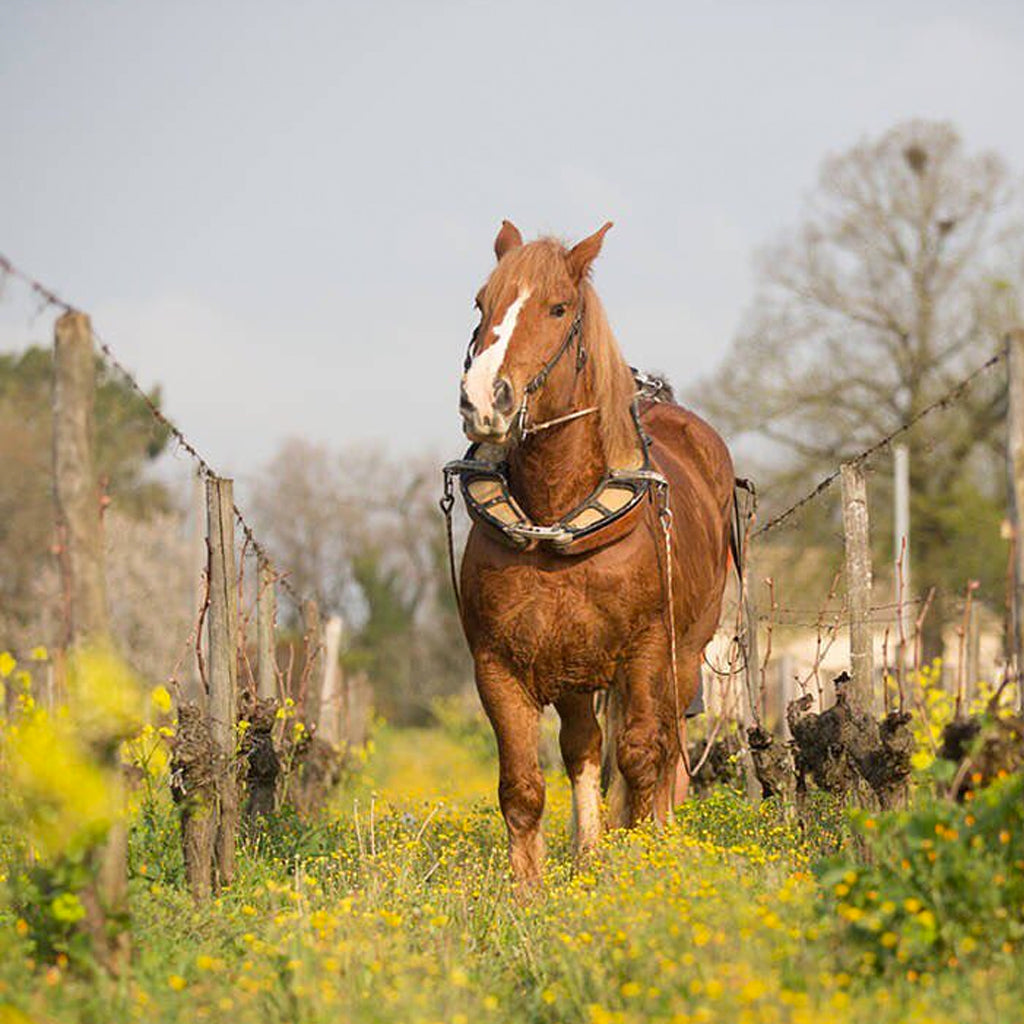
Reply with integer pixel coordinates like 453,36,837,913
571,760,602,856
463,287,529,417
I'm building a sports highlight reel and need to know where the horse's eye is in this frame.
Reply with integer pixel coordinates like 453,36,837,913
550,303,567,318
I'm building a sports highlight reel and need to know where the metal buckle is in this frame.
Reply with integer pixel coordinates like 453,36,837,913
608,467,667,487
505,521,573,545
632,368,669,400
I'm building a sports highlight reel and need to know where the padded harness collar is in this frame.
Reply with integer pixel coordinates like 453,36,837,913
443,394,666,555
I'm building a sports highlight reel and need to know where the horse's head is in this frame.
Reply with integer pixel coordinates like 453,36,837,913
459,220,613,445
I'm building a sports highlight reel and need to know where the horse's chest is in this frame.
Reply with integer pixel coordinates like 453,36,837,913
469,560,647,696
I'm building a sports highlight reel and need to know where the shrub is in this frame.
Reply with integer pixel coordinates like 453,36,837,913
818,769,1024,973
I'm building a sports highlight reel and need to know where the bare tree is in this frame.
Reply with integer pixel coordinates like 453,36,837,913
249,438,470,721
696,119,1022,652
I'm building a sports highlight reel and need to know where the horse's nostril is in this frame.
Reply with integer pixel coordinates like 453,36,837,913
493,377,514,415
460,383,473,413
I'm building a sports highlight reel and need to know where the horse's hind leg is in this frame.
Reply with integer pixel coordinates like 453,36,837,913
653,741,679,827
615,637,672,826
555,692,603,859
476,659,545,890
603,683,630,829
660,649,704,819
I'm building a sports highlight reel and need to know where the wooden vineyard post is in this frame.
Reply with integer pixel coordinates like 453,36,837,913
302,599,323,727
206,476,239,888
742,580,760,728
1007,329,1024,711
172,482,217,900
893,444,911,679
841,462,874,710
52,310,127,970
53,311,110,645
243,553,282,821
317,616,344,747
256,555,278,701
966,602,981,707
776,653,794,739
183,471,207,706
345,671,373,747
296,604,345,817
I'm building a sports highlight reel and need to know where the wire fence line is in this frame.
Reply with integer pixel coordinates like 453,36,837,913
0,251,308,609
751,349,1007,538
0,248,1006,615
759,598,929,630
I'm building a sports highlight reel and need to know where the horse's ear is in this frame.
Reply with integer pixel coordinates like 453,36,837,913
494,219,523,261
567,222,613,281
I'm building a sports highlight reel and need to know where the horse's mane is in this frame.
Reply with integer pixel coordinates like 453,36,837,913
489,239,638,468
579,280,640,468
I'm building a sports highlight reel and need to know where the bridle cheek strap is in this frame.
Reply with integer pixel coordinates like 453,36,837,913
516,296,596,439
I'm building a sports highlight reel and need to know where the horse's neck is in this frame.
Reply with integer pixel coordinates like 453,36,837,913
508,415,606,525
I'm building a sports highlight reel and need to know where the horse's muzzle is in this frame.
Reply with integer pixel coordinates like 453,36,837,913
460,376,515,444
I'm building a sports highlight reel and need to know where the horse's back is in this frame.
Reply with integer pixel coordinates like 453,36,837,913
639,400,734,651
641,401,734,514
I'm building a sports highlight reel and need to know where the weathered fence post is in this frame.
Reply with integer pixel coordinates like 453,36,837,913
893,443,911,675
317,616,344,747
171,482,217,899
242,554,281,821
173,702,217,898
206,476,239,888
1006,329,1024,710
841,462,874,710
53,311,109,644
52,310,128,970
184,471,207,705
775,653,794,740
302,599,323,726
292,611,346,817
345,670,373,747
966,601,981,706
256,555,278,702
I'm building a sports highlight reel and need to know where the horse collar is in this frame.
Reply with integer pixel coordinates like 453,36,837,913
443,396,666,556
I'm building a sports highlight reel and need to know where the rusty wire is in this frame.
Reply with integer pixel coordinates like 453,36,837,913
752,349,1006,538
0,251,309,609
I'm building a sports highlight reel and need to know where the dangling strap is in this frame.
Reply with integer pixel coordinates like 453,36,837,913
439,468,462,623
655,480,724,784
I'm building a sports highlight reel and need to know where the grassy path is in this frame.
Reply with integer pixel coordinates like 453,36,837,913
1,725,1021,1024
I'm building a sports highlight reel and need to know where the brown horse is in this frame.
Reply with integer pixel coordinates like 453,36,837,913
452,220,735,887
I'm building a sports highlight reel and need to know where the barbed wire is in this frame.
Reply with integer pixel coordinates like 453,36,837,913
0,252,308,608
752,349,1006,538
3,248,1005,612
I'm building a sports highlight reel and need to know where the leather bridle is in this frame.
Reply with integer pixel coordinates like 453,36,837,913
516,296,601,440
465,293,599,444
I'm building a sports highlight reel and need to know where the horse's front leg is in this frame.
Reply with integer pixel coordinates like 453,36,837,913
476,655,545,890
555,692,603,860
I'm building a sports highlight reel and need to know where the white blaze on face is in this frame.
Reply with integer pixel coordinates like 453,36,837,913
463,287,530,418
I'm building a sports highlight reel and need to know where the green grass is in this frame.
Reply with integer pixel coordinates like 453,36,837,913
1,725,1022,1024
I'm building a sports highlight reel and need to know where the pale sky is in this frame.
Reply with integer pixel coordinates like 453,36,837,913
2,1,1023,483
